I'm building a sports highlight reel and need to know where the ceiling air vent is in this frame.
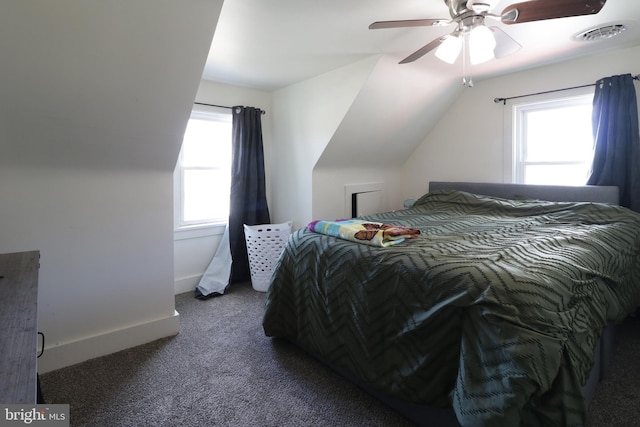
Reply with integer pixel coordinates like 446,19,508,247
574,24,627,42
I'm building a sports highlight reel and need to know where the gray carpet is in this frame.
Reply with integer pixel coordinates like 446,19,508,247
40,282,640,426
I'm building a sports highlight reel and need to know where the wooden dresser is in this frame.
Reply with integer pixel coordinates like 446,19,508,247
0,251,40,403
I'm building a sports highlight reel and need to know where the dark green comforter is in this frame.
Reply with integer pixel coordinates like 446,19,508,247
263,190,640,426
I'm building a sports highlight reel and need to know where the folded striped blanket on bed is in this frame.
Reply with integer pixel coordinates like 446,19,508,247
307,219,420,247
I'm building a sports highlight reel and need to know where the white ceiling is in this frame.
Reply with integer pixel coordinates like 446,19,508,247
202,0,640,91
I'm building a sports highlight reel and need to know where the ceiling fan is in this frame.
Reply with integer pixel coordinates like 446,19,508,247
369,0,608,65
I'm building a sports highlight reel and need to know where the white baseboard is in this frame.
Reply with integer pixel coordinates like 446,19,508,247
37,310,181,373
174,274,201,295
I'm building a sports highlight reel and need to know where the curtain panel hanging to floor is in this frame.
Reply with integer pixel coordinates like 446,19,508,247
228,106,271,284
587,73,640,212
196,106,270,299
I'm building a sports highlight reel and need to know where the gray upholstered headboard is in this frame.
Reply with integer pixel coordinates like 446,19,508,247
428,182,620,205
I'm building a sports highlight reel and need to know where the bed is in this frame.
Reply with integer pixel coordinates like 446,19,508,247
262,182,640,426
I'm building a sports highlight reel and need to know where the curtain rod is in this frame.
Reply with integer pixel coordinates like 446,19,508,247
194,102,265,115
494,74,640,105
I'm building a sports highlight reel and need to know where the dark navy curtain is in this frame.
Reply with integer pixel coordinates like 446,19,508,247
587,74,640,212
228,106,271,283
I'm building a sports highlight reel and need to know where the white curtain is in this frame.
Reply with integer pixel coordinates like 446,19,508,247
195,224,232,299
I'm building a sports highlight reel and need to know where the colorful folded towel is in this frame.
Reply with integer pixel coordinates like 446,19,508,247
307,219,420,247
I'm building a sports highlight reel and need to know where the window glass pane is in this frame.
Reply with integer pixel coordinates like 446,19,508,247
525,104,593,162
524,164,591,186
514,94,595,186
182,119,231,168
175,109,232,228
183,169,230,222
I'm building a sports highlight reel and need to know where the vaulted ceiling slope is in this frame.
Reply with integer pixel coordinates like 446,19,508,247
315,55,462,169
1,1,224,171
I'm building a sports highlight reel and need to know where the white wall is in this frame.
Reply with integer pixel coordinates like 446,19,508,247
174,227,226,295
312,167,403,220
1,167,180,370
173,80,272,294
0,0,223,372
401,45,640,200
270,57,379,229
270,53,464,227
312,54,462,220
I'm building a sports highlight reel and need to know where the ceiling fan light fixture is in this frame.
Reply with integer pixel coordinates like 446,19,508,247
371,0,610,66
469,24,496,64
435,34,463,64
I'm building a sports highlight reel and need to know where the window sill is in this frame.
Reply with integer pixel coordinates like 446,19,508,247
174,223,226,241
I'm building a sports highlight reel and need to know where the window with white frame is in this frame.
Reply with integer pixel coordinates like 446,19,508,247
512,93,595,185
174,108,232,230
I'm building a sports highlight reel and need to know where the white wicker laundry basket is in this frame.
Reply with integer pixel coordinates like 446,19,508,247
243,221,292,292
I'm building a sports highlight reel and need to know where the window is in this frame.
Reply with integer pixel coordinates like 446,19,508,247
512,93,594,185
174,108,232,231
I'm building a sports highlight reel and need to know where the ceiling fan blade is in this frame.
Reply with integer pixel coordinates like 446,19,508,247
489,27,521,58
399,36,446,64
501,0,606,25
369,18,450,30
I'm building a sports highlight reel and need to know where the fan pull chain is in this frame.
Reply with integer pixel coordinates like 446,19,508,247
461,33,473,88
462,34,467,86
